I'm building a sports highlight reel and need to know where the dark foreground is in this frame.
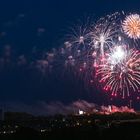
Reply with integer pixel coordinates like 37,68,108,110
1,112,140,140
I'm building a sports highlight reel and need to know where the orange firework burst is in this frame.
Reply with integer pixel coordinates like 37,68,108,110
122,14,140,39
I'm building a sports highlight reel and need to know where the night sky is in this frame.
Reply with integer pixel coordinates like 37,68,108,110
0,0,140,114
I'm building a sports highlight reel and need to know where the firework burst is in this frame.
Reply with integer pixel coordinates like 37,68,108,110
96,45,140,98
90,12,120,57
122,14,140,39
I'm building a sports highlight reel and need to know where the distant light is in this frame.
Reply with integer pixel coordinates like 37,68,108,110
41,129,46,133
76,122,80,126
3,131,6,134
79,110,84,115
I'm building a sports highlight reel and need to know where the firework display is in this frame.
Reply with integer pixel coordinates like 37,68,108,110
59,12,140,99
36,12,140,99
0,12,140,100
